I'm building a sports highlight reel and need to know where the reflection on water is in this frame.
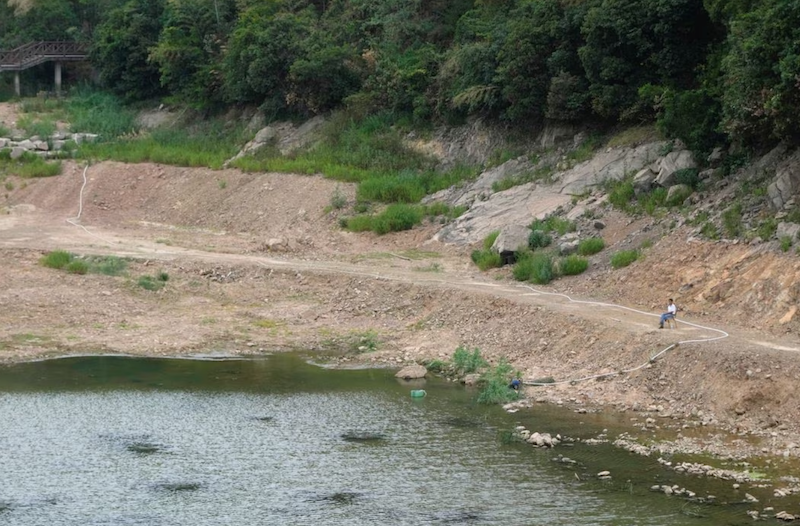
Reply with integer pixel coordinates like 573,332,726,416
0,355,751,525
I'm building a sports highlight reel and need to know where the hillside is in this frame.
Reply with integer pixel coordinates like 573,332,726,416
3,98,800,506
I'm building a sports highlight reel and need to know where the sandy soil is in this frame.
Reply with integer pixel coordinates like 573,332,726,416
2,115,800,484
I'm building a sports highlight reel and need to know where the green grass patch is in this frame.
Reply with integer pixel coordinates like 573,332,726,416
577,237,605,256
0,150,62,178
16,114,57,138
66,260,89,274
483,231,500,250
610,249,640,269
64,89,138,138
529,217,576,236
722,202,743,238
0,124,11,136
780,236,792,252
513,251,555,284
491,164,555,192
606,125,660,148
137,273,168,291
343,203,425,235
700,221,720,240
757,217,777,240
471,249,502,271
607,180,635,211
558,255,589,275
40,250,73,269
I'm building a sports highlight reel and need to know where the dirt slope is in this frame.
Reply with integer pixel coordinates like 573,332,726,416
2,132,800,470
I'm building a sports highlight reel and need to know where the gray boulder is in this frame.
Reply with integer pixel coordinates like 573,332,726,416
395,364,427,380
633,166,657,196
491,224,531,257
0,138,8,148
776,222,800,242
10,147,25,160
656,150,697,187
768,149,800,210
666,184,692,205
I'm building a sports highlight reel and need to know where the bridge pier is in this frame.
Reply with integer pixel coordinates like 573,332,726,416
14,72,20,97
55,61,62,97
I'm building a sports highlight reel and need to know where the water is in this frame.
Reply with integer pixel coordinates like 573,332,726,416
0,355,754,525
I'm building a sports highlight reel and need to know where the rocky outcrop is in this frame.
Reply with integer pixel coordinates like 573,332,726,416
226,116,325,166
426,156,537,207
768,149,800,210
434,185,570,246
558,141,666,194
491,224,531,256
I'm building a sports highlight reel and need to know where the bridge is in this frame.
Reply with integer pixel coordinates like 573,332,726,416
0,41,88,97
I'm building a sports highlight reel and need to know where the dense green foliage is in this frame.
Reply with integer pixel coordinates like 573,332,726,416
3,0,799,151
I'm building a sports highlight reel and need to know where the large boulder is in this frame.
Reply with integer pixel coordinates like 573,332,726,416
426,156,536,208
491,224,531,255
656,150,697,187
395,364,427,380
776,222,800,242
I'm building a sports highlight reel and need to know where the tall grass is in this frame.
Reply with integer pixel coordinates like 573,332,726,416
470,231,502,270
78,125,243,169
610,249,640,268
65,89,138,138
577,237,605,256
529,217,576,236
452,346,488,374
343,203,425,234
559,255,589,275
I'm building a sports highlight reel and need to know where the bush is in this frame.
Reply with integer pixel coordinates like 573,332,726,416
471,249,502,271
530,217,575,236
85,255,128,276
577,237,605,256
344,204,425,235
701,221,720,240
559,255,589,275
477,359,519,405
528,230,552,250
137,275,166,291
513,251,554,284
610,249,640,269
665,185,693,207
452,346,488,375
780,236,792,252
66,260,89,275
722,203,743,238
40,250,73,269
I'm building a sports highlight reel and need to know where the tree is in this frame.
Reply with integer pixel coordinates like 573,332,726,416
90,0,165,101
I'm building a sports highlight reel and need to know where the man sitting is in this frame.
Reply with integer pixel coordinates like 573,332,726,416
659,299,677,329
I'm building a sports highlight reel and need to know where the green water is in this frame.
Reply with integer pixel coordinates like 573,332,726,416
0,354,759,525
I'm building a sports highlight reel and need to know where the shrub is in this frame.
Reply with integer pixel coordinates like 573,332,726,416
85,255,128,276
530,217,575,236
528,230,552,250
477,359,519,405
610,249,639,269
608,180,635,210
577,237,605,256
66,260,89,275
700,221,720,240
330,186,348,210
722,203,743,238
640,187,667,215
673,168,701,189
513,252,554,284
453,346,488,375
373,204,424,235
758,217,777,240
780,236,792,252
40,250,73,269
137,275,165,291
559,255,589,275
471,249,502,271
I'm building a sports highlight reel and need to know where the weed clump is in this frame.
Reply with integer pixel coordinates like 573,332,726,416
40,250,73,269
577,237,605,256
477,359,519,405
610,249,640,269
513,251,554,284
558,255,589,275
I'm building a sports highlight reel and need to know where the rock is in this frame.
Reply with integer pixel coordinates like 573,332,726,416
51,140,65,151
33,140,49,151
767,148,800,209
656,150,697,187
633,166,657,196
395,364,427,380
10,147,25,160
776,222,800,242
491,224,531,263
707,146,725,165
0,138,8,148
462,373,481,386
597,471,611,477
16,139,34,150
557,238,580,255
537,122,576,149
593,220,605,230
666,184,692,204
744,493,758,502
776,511,797,521
559,141,666,194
